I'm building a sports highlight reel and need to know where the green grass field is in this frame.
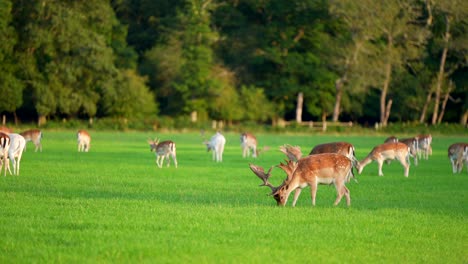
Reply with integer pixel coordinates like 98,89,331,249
0,131,467,263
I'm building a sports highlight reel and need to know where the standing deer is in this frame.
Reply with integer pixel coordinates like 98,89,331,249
7,134,26,175
249,153,354,207
357,142,410,177
20,129,43,152
240,132,258,158
448,143,468,174
309,142,358,168
0,132,11,176
417,134,432,160
399,137,419,165
205,132,226,162
147,138,178,168
77,130,91,152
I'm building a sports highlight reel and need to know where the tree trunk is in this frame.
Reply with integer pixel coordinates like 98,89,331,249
2,115,5,125
437,82,453,124
296,92,303,123
332,79,344,122
461,110,467,127
419,90,432,123
321,112,327,132
384,99,393,125
432,15,450,125
38,115,47,126
380,62,392,127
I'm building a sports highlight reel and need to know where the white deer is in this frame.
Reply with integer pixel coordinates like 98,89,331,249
448,143,468,174
20,129,43,152
0,132,11,176
205,132,226,162
357,142,411,177
147,138,178,168
77,130,91,152
7,134,26,175
417,134,432,160
240,132,258,158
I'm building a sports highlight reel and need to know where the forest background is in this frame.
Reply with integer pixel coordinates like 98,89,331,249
0,0,467,131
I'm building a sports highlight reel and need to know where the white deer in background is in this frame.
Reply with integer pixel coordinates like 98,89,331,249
20,129,43,152
205,132,226,162
77,130,91,152
147,138,178,168
7,134,26,175
448,143,468,174
0,132,11,176
240,132,257,158
417,134,432,160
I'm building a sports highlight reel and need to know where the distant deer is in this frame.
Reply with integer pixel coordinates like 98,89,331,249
77,130,91,152
240,132,258,158
205,132,226,162
417,134,432,160
399,137,419,165
0,132,11,176
6,134,26,175
20,129,43,152
249,152,354,207
147,138,178,168
448,143,468,174
357,142,410,177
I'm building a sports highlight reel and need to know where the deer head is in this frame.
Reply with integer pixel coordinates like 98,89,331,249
148,138,160,152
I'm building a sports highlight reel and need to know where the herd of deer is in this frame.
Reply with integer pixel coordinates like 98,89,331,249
1,126,467,207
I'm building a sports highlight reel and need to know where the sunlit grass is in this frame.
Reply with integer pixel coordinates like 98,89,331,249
0,131,466,263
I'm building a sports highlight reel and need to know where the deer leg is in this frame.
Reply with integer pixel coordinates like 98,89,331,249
399,158,410,177
252,146,257,158
165,155,170,167
310,182,318,206
291,188,302,207
172,153,178,168
377,160,384,176
343,185,351,206
334,182,344,206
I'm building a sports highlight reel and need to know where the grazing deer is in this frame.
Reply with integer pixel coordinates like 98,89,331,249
399,137,419,166
249,153,354,207
240,132,258,158
147,138,178,168
205,132,226,162
357,142,410,177
77,130,91,152
7,134,26,175
448,143,468,174
417,134,432,160
309,142,358,168
20,129,43,152
0,132,11,176
384,136,398,143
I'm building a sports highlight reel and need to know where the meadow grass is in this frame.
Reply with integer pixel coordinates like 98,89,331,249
0,131,467,263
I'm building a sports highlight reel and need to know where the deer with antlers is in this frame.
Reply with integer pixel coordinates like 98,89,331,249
249,147,354,207
357,142,411,177
147,138,178,168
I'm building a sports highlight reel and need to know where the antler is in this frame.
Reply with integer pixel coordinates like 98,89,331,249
277,159,297,181
279,144,302,162
249,164,279,194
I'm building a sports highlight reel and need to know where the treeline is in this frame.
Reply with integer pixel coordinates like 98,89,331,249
0,0,466,127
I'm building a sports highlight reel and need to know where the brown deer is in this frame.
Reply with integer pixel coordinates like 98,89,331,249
0,132,11,176
357,142,410,177
77,130,91,152
240,132,258,158
249,153,354,207
20,129,43,152
398,137,419,165
147,138,178,168
448,143,468,174
309,142,358,168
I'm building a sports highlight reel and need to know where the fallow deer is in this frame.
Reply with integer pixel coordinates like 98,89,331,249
20,129,43,152
309,142,358,168
0,132,11,176
417,134,432,160
147,138,178,168
249,153,354,207
448,143,468,174
77,130,91,152
240,132,258,158
7,134,26,175
357,142,410,177
205,132,226,162
399,137,419,165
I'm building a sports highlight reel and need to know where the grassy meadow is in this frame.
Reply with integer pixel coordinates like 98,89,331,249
0,130,467,263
